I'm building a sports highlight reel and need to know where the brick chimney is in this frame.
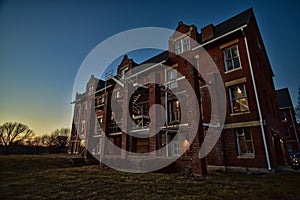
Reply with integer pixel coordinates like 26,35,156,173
201,24,214,42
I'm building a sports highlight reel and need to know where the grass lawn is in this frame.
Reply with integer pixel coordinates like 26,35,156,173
0,154,299,199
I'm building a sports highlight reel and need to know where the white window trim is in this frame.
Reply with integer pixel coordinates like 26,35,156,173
166,68,179,89
229,84,249,114
235,128,255,157
121,67,129,79
88,85,94,95
223,44,242,72
174,37,190,55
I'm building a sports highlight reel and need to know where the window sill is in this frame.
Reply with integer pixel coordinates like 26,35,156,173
224,67,242,74
230,111,251,116
237,155,255,159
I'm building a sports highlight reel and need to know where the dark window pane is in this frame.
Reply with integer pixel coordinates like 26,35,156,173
233,58,240,68
226,60,233,70
224,49,231,59
232,47,238,57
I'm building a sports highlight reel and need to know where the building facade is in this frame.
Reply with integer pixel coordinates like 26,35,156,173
68,8,288,174
276,88,300,153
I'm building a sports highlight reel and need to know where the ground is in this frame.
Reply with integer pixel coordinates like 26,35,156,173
0,154,299,200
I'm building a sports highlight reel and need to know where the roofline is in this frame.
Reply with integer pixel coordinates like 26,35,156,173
276,87,289,92
276,87,295,108
126,60,166,79
279,106,293,110
192,24,247,51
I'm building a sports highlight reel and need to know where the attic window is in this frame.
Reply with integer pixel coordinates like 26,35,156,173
88,85,94,95
174,37,190,54
121,67,128,79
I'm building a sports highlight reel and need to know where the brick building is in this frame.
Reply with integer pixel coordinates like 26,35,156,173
68,8,288,174
276,88,300,153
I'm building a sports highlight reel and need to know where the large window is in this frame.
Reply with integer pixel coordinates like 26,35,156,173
223,45,241,71
81,121,86,135
229,84,249,113
235,128,254,156
174,37,190,54
94,142,100,154
168,100,180,124
96,117,103,135
167,68,178,89
168,134,181,156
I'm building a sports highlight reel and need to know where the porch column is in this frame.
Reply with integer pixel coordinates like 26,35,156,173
149,72,161,156
121,83,133,158
184,58,207,176
101,90,112,159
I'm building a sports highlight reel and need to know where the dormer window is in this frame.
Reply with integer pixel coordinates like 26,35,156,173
174,37,190,54
121,67,128,79
88,85,94,95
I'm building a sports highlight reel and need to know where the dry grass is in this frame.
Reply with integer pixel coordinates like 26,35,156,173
0,154,299,199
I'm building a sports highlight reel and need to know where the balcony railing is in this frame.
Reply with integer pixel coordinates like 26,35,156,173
109,120,123,133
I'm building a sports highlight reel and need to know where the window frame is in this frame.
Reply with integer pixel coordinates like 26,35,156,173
223,44,241,72
235,128,255,156
229,84,249,114
174,37,190,55
173,140,180,156
168,100,181,123
88,85,94,95
121,67,128,79
167,68,178,89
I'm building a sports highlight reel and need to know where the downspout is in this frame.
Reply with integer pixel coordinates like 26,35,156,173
165,68,169,157
242,28,272,171
289,109,300,150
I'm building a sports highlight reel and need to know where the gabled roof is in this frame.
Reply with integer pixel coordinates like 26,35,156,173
213,8,253,39
140,51,169,65
276,88,294,108
96,79,105,90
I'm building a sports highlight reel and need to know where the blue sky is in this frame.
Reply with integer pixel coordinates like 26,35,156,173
0,0,299,135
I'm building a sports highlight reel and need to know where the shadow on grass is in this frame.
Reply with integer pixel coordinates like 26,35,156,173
0,154,299,200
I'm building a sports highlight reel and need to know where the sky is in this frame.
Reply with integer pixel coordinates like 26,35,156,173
0,0,299,135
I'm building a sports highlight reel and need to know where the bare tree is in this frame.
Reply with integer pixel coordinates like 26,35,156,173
0,122,34,154
41,128,70,148
28,135,43,147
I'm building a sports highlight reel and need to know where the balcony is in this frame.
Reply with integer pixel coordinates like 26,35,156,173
109,120,123,134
